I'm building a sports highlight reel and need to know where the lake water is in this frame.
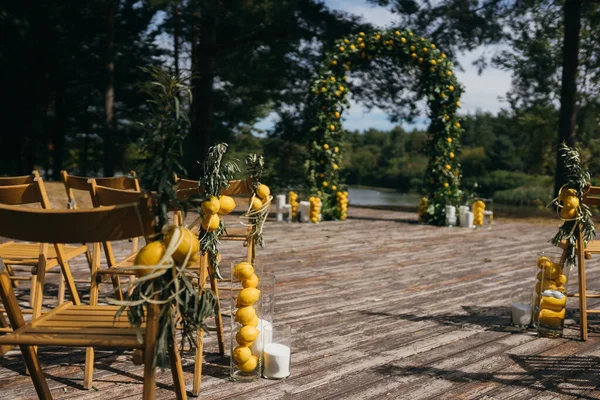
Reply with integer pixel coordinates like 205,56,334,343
348,187,420,207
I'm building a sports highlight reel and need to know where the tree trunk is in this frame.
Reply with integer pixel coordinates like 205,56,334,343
51,85,67,181
104,0,116,176
173,3,180,76
187,11,216,177
554,0,582,196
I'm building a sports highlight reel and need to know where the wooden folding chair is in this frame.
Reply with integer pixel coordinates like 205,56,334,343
0,177,87,320
0,198,188,400
0,170,41,287
61,172,142,300
563,184,600,341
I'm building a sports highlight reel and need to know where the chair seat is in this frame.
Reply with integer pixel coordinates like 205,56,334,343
222,227,249,239
0,302,144,348
0,242,89,269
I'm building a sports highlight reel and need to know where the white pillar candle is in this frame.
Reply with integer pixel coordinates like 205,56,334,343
511,302,532,327
299,201,310,223
465,211,474,228
445,205,456,217
263,343,291,379
276,195,287,222
250,319,272,357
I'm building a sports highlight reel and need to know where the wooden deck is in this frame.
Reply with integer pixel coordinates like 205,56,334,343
2,207,600,399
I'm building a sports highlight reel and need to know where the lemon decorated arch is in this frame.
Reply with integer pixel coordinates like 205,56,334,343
307,29,464,225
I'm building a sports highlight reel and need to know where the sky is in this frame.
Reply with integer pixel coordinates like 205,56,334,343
257,0,514,133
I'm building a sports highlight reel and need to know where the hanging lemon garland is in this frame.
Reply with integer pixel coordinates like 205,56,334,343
308,29,463,225
550,144,596,266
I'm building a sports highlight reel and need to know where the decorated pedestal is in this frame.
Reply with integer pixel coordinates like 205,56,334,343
533,253,569,338
230,260,263,381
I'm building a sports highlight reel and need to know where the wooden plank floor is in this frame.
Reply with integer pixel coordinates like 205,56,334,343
2,207,600,399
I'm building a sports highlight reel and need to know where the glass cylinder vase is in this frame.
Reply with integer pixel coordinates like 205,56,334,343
230,259,263,382
534,251,569,338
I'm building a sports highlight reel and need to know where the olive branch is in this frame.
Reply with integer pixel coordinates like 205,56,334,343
113,66,216,368
550,143,595,266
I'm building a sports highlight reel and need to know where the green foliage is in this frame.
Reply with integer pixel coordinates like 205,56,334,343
123,67,216,368
196,143,239,280
137,66,191,230
308,29,463,224
551,144,595,266
494,186,553,208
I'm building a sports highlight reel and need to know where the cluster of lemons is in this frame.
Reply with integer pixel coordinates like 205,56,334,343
200,195,236,232
251,184,271,211
232,261,261,373
336,191,348,220
535,256,568,328
134,226,200,275
309,196,322,223
472,200,485,226
289,191,299,219
558,188,580,220
309,29,462,224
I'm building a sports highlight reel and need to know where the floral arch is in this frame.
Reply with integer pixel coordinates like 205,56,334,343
307,29,463,225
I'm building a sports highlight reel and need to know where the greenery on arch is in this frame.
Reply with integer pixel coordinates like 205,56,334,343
307,29,464,225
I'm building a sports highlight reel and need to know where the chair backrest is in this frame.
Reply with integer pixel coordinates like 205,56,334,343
0,177,52,209
583,184,600,206
175,177,253,200
61,170,140,209
0,171,40,186
90,179,146,207
0,197,155,244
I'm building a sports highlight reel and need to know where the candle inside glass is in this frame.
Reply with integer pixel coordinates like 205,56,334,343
262,324,291,379
511,302,532,327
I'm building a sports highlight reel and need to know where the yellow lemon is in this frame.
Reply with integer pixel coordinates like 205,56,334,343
560,207,577,219
447,138,452,143
233,346,252,364
562,196,579,209
555,274,567,286
323,143,329,150
201,196,220,215
339,46,345,52
235,306,256,325
233,262,254,280
323,181,328,187
559,188,577,201
335,112,340,118
164,227,199,264
242,273,259,288
332,185,337,191
537,256,552,269
237,288,261,307
445,164,451,170
329,124,335,131
311,217,318,223
250,315,259,327
236,326,259,346
455,122,461,128
334,147,339,153
201,214,220,232
237,355,259,372
251,197,263,211
256,184,270,200
449,152,455,159
448,85,455,91
443,183,449,188
331,60,337,66
134,241,165,275
218,195,236,214
456,101,460,107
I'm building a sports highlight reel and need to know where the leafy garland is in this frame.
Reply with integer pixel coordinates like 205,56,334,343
115,66,216,368
308,29,463,224
245,154,270,248
550,143,596,266
195,143,239,280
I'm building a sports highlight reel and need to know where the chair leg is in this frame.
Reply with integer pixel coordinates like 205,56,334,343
192,330,204,397
168,334,188,400
84,245,93,271
57,260,81,306
85,242,101,389
20,344,52,400
0,312,13,356
31,265,46,320
143,303,159,400
210,274,225,356
577,229,588,341
84,347,95,390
